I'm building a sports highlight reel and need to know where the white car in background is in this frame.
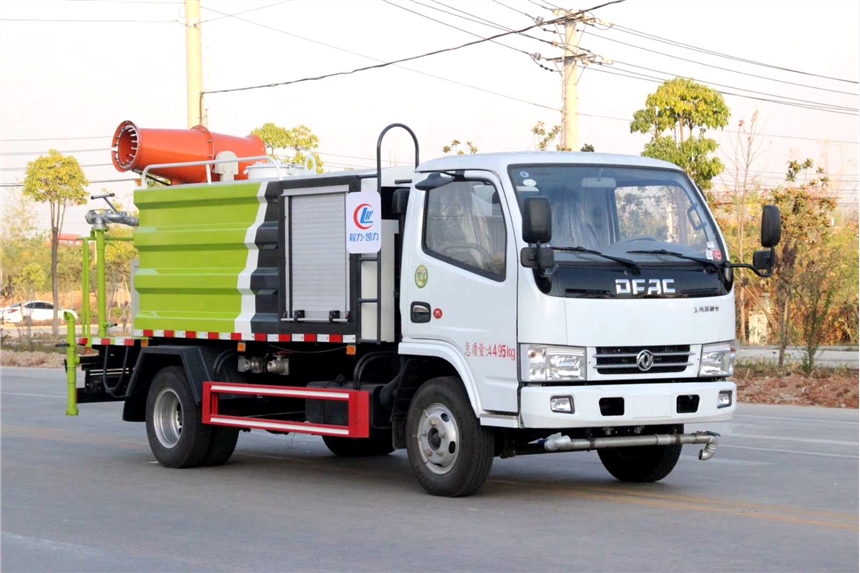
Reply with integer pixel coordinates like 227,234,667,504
1,301,77,323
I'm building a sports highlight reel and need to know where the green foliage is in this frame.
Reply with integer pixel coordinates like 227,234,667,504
13,263,47,301
631,78,729,192
442,139,478,155
251,123,324,173
22,151,89,336
532,121,566,151
580,143,595,152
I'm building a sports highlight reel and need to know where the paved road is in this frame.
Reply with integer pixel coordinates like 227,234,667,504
2,367,857,572
739,346,859,369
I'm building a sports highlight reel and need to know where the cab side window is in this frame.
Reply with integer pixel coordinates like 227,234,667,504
424,181,506,280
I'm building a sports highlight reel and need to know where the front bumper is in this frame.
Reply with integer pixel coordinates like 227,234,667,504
520,380,736,429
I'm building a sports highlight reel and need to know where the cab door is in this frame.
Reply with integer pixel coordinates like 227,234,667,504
400,173,519,414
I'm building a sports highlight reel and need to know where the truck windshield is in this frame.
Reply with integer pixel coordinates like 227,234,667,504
508,164,726,261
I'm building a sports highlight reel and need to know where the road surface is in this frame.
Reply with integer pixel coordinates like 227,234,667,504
1,367,857,572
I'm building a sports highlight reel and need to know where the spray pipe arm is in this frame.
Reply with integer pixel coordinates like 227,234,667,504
85,193,139,229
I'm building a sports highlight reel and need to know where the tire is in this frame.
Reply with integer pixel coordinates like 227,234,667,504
598,440,682,483
323,429,394,457
201,426,240,467
405,376,494,497
145,365,212,468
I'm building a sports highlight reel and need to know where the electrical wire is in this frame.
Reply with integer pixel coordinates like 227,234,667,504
199,2,288,24
585,32,859,97
0,135,109,142
425,0,555,46
0,18,177,23
609,23,859,85
491,0,536,20
611,61,857,113
202,0,625,95
0,163,112,171
585,65,859,116
0,148,111,156
0,177,136,188
384,0,537,57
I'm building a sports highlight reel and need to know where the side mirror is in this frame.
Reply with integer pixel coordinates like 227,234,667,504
761,205,781,248
522,197,552,244
391,188,409,215
752,250,774,272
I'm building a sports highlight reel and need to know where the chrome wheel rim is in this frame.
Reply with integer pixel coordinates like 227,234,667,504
153,388,183,448
416,402,460,475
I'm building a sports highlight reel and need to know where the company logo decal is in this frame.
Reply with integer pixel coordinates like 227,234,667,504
415,265,428,288
353,204,374,230
636,349,654,372
615,278,676,295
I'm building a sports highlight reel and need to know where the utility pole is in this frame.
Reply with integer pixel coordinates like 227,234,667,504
548,9,610,152
185,0,205,128
561,17,580,152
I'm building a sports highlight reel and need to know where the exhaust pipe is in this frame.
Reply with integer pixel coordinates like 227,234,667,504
543,431,720,460
111,120,266,184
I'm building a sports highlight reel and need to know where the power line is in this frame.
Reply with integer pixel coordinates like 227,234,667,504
586,32,860,98
0,178,136,188
199,2,288,24
0,135,109,142
609,23,860,86
0,163,112,172
197,5,561,109
425,0,555,46
0,18,177,23
202,0,625,95
611,60,858,113
491,0,536,20
0,148,111,156
382,0,537,58
584,65,859,116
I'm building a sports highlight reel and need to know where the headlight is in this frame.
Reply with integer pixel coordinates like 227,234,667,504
699,341,737,377
521,345,586,382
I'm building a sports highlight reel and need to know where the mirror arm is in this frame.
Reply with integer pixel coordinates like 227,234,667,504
729,246,776,278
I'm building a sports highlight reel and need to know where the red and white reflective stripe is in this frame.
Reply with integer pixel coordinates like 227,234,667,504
132,330,355,344
77,337,136,346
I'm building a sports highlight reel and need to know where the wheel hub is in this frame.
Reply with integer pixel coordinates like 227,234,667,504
417,403,459,475
153,388,183,449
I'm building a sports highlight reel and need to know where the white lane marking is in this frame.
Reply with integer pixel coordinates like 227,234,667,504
721,444,859,459
1,392,66,399
727,433,859,446
1,532,107,559
735,414,858,426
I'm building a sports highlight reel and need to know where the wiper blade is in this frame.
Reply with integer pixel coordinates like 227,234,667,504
552,246,641,274
626,249,722,269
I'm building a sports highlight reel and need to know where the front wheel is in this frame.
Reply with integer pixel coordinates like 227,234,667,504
598,442,682,483
145,365,212,468
406,377,494,497
323,430,394,457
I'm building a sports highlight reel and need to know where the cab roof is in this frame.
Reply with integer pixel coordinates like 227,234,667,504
415,151,684,174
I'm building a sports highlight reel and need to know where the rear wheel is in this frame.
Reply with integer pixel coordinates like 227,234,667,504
405,376,494,497
598,434,682,483
145,365,212,468
323,430,394,457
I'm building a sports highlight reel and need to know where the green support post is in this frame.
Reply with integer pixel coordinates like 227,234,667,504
95,228,107,339
81,236,92,339
64,311,79,416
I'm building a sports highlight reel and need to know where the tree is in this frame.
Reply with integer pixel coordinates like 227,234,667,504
12,263,47,341
22,150,89,336
251,123,324,173
1,188,45,300
442,139,478,155
531,121,594,152
630,78,730,194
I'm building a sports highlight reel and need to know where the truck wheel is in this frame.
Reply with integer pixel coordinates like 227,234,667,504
145,365,212,468
201,427,240,467
406,376,494,497
598,443,682,482
322,430,394,457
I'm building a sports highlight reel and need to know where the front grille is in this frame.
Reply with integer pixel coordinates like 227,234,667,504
595,345,693,375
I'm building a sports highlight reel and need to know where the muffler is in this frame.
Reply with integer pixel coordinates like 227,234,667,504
543,431,720,460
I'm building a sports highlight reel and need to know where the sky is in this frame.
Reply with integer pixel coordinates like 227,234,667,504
1,0,858,236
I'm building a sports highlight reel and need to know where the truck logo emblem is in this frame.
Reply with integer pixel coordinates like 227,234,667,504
353,204,374,230
615,278,675,295
415,265,428,288
636,350,654,372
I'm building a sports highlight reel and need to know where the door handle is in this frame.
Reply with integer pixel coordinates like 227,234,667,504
410,302,431,323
